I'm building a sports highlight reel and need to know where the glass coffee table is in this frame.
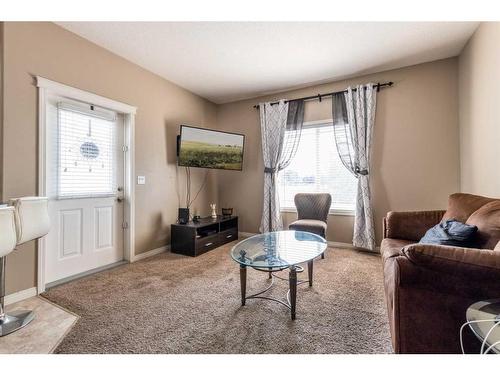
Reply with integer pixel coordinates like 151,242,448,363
230,230,327,320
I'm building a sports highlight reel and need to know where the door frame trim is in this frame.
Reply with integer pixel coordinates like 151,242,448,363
36,76,137,293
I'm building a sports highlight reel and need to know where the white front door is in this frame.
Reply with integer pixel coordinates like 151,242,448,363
45,96,125,284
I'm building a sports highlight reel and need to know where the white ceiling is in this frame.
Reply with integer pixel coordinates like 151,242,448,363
57,22,479,104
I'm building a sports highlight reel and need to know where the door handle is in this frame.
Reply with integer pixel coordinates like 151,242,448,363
226,234,233,239
205,242,213,247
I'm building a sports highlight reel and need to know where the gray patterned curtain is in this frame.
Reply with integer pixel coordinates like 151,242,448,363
259,100,305,233
332,84,377,251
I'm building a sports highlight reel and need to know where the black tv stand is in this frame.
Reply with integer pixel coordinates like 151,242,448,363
171,216,238,257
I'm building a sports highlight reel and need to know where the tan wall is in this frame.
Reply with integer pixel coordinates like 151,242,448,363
0,23,3,200
217,58,460,244
458,22,500,197
1,22,218,294
0,22,464,295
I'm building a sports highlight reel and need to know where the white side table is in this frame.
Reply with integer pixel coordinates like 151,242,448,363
466,299,500,354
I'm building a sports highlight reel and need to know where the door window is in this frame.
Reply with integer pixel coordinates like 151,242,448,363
57,103,118,199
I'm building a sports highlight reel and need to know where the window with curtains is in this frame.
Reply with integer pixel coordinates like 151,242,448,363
277,121,357,213
57,103,118,199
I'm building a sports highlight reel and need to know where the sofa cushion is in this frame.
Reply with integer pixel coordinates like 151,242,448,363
466,201,500,249
419,219,478,247
495,241,500,251
402,243,500,278
289,219,327,237
384,210,446,242
442,193,496,223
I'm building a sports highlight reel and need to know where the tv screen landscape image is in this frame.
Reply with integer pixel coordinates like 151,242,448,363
178,125,245,171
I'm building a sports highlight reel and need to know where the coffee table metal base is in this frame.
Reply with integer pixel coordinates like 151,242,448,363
239,260,313,320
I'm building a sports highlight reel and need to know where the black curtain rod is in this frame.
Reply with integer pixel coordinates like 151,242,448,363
253,81,393,109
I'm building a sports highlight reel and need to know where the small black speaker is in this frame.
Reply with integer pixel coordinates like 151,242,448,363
178,208,190,224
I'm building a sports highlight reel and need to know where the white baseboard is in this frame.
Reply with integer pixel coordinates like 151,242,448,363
328,241,381,254
132,245,169,262
327,240,355,249
5,287,38,306
239,231,258,237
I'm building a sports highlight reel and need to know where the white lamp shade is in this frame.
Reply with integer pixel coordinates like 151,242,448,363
9,197,50,245
0,206,17,257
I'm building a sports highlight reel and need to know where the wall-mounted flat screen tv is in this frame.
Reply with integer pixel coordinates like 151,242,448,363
178,125,245,171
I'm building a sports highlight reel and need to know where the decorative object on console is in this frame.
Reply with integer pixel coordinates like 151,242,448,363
0,197,50,337
178,207,190,225
222,207,233,216
210,203,217,219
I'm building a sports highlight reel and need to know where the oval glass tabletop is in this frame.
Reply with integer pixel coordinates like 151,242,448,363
230,230,327,269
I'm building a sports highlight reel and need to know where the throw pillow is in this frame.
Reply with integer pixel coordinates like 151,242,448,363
442,193,495,223
466,200,500,249
419,219,478,247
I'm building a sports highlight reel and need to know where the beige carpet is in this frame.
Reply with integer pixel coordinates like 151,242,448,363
42,242,392,354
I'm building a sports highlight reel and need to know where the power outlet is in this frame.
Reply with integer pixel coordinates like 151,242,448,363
137,176,146,185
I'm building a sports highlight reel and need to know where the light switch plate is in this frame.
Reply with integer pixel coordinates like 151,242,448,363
137,176,146,185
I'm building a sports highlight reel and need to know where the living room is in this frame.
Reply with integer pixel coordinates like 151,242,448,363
1,1,499,373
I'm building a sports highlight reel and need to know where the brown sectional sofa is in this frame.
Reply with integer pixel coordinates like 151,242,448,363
381,193,500,353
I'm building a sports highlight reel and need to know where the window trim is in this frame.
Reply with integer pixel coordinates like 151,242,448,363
279,118,356,216
301,119,333,129
280,207,355,217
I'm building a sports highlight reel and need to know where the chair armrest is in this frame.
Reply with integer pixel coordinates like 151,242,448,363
383,210,445,241
402,243,500,281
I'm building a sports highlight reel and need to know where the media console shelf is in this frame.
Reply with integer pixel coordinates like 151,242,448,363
171,216,238,257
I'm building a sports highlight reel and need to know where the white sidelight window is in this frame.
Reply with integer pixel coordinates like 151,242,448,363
278,121,357,214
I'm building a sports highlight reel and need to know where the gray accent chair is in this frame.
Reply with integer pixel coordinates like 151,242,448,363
288,193,332,259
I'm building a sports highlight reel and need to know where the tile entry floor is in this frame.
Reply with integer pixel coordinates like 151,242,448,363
0,296,78,353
